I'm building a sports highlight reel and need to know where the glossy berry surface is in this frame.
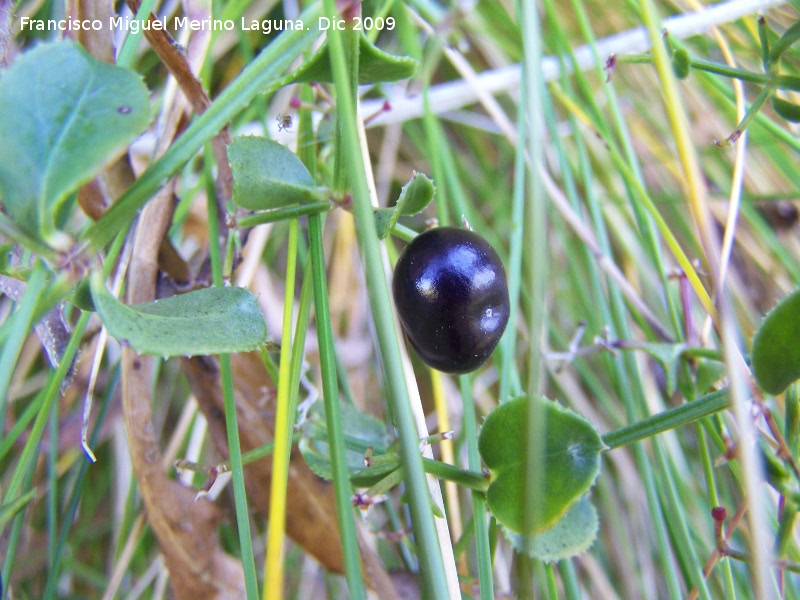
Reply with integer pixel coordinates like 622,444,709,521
392,227,510,374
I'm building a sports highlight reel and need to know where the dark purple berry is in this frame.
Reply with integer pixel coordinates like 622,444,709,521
392,227,510,374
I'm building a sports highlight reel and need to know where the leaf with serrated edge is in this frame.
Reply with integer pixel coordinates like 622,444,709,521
0,40,150,246
479,395,604,535
90,274,267,356
503,495,598,562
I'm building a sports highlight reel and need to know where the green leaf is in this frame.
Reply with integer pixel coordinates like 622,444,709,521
671,48,691,79
771,95,800,123
289,33,417,84
397,172,436,216
0,40,150,247
70,278,95,312
300,402,400,486
373,207,395,239
760,439,792,495
229,136,326,210
478,395,604,535
694,358,726,397
372,172,435,238
90,274,267,356
752,288,800,395
502,495,598,562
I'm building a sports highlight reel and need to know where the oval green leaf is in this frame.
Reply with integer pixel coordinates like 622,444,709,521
90,274,267,356
671,48,691,79
752,288,800,394
228,136,325,210
478,395,604,535
0,40,150,247
503,495,598,562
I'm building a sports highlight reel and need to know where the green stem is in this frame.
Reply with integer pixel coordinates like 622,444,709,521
0,263,47,431
602,388,729,450
236,201,332,229
264,219,300,599
390,222,417,243
544,562,558,599
115,0,157,68
421,458,489,492
308,213,366,599
460,375,494,600
519,0,548,560
220,353,258,599
47,397,59,582
207,150,258,597
728,84,774,141
322,3,449,596
618,54,771,85
0,214,58,262
204,143,223,282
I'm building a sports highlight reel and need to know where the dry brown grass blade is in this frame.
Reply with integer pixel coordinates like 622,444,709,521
183,351,399,598
122,352,245,597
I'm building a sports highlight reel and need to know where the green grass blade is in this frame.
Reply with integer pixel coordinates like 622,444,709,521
321,3,451,596
308,213,366,599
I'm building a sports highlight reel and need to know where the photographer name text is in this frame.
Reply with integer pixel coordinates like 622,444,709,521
19,15,395,35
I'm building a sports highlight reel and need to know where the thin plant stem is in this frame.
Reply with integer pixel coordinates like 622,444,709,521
264,218,299,600
0,263,47,429
603,388,729,449
460,375,494,600
322,1,451,596
208,157,259,598
236,201,332,228
115,0,157,68
498,71,527,404
47,395,58,578
430,368,465,571
519,5,548,596
308,212,366,599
